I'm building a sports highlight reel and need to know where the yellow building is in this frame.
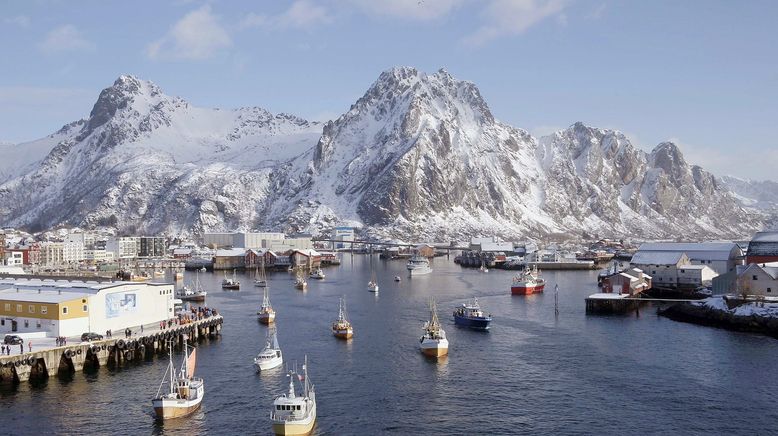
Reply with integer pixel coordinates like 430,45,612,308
0,278,174,337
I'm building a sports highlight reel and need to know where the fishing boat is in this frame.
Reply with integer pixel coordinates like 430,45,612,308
331,297,354,339
309,268,326,280
254,326,283,372
254,260,268,287
294,269,308,290
270,357,316,435
511,265,545,295
420,298,448,357
453,297,492,330
367,265,379,292
222,269,240,290
257,285,276,324
406,255,432,276
152,339,204,420
199,266,207,273
154,269,165,277
177,271,207,302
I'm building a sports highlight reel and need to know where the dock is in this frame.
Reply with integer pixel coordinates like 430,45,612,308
586,293,701,314
0,315,223,384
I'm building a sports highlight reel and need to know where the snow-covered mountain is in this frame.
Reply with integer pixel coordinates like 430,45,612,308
0,69,763,239
720,176,778,210
0,75,321,234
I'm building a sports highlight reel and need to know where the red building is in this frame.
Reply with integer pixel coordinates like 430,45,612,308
602,268,652,295
746,231,778,265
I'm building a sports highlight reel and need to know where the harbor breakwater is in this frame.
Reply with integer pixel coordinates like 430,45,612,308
659,297,778,338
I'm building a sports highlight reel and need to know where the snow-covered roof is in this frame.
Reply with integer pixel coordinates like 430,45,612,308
637,242,741,261
173,248,192,255
631,251,686,265
751,231,778,243
293,249,321,257
215,248,247,257
0,287,92,303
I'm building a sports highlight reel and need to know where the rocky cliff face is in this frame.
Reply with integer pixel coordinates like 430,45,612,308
0,69,763,239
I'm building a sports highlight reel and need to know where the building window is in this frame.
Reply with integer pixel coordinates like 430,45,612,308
36,320,41,328
4,303,9,311
753,275,758,280
681,269,685,273
16,304,22,313
0,319,4,326
28,305,35,313
41,306,47,314
769,288,772,293
62,307,68,314
24,320,28,328
83,305,88,312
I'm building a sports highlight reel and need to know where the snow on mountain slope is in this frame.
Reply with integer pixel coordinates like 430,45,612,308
267,68,759,240
0,75,321,234
0,69,764,239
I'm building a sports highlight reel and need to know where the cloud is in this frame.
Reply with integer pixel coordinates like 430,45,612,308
240,1,333,30
463,0,567,47
38,25,95,54
146,5,232,61
586,2,606,20
4,15,30,27
347,0,464,21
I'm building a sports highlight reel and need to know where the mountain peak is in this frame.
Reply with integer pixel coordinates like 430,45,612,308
86,75,166,132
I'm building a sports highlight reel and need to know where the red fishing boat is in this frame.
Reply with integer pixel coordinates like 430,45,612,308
511,266,545,295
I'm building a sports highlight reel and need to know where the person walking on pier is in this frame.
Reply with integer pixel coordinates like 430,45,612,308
19,343,23,354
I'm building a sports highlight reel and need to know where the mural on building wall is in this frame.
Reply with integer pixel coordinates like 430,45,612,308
105,292,138,318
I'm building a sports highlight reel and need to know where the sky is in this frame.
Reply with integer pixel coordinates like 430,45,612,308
1,0,776,180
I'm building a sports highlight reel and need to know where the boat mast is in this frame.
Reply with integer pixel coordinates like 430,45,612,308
168,339,175,394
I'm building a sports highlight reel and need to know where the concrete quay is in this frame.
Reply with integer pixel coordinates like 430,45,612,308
0,315,223,384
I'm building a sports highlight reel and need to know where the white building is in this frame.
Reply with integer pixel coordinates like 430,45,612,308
0,278,174,337
106,236,140,259
735,263,778,297
635,242,743,275
631,251,691,287
677,265,718,288
332,227,355,249
84,248,114,263
203,232,312,251
40,242,85,266
65,232,95,248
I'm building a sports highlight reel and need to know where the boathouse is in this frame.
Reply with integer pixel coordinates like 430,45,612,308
290,249,321,269
630,251,691,288
212,248,246,270
0,278,173,337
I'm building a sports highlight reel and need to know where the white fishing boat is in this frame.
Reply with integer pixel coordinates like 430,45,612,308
254,326,283,372
177,271,207,302
420,298,448,357
271,356,316,435
367,265,379,292
222,269,240,290
331,297,354,339
294,269,308,290
309,268,326,280
257,284,276,324
407,255,432,276
152,339,204,420
254,260,268,287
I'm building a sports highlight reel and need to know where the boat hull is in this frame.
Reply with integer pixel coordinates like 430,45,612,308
420,338,448,357
258,312,275,324
152,395,203,420
511,284,544,295
272,418,316,435
179,295,206,302
254,355,283,372
409,267,432,276
222,284,240,290
453,315,492,330
332,328,353,339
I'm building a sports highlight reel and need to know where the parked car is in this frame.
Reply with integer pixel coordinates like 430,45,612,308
80,332,104,342
3,335,23,345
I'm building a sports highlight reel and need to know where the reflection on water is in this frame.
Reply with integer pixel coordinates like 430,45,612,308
1,255,777,434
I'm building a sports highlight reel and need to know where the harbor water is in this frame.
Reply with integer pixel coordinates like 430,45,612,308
2,255,777,435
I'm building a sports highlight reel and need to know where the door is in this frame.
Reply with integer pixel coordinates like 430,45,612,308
11,320,17,332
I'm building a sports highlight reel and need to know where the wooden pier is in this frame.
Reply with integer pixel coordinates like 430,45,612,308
586,294,701,315
0,315,223,384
